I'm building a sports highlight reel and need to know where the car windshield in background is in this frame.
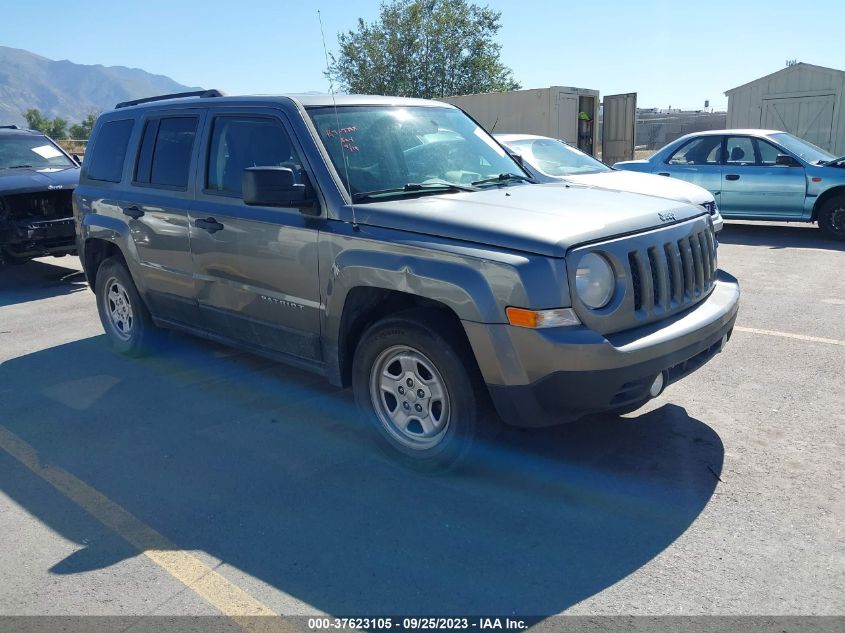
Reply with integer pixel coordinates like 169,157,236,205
507,137,610,176
308,105,526,201
0,135,75,170
770,132,835,164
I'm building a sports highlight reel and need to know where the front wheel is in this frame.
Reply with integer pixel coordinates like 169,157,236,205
352,311,485,470
818,195,845,241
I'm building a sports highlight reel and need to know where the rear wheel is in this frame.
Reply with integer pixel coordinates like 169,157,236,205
352,310,485,469
95,256,161,356
818,195,845,240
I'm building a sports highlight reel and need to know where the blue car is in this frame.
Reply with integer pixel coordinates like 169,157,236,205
614,129,845,240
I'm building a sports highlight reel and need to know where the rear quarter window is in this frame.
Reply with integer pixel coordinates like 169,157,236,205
87,119,134,182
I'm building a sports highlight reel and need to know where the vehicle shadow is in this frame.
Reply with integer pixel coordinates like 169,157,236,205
718,221,845,251
0,258,88,307
0,334,724,616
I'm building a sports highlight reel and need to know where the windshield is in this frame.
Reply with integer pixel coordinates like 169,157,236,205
769,132,835,164
503,137,610,176
308,105,528,200
0,135,75,170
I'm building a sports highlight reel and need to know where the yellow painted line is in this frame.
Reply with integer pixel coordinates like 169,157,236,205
0,425,291,633
734,326,845,347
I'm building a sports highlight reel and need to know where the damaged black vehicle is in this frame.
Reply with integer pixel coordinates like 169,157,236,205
0,125,80,267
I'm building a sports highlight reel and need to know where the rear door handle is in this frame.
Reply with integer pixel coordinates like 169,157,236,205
195,217,224,233
123,206,144,219
725,174,740,181
657,172,670,177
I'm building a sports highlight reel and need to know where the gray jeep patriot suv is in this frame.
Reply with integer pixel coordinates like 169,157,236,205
74,90,739,466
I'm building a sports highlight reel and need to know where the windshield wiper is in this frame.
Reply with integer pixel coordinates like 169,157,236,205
351,181,476,202
471,172,534,187
6,164,34,169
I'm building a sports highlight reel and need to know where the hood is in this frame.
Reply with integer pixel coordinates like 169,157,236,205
563,170,713,205
0,166,80,196
351,183,708,257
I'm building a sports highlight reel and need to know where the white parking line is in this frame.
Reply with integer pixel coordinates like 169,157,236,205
734,326,845,347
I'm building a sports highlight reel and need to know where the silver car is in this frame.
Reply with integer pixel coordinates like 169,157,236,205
496,133,723,232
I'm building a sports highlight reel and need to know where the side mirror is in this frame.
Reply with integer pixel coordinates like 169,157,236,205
72,153,83,165
775,153,799,167
242,167,319,214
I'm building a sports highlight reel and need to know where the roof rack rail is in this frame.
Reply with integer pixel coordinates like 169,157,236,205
115,89,224,109
0,124,21,129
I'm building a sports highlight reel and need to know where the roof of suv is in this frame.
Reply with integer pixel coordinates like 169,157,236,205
0,126,45,137
107,92,457,115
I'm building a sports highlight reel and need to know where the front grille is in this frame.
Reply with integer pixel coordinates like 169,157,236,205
629,225,717,314
567,216,718,335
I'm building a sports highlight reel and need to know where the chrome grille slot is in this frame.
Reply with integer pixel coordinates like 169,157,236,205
664,242,683,305
677,238,694,299
628,252,642,311
647,247,660,308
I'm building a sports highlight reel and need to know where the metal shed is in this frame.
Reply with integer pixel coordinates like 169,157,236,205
725,63,845,154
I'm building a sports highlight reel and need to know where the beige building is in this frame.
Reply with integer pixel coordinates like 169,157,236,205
725,63,845,155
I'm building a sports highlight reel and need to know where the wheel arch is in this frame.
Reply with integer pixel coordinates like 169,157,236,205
331,287,483,389
82,237,126,291
812,185,845,221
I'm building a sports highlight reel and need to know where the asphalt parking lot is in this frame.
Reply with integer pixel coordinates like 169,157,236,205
0,221,843,622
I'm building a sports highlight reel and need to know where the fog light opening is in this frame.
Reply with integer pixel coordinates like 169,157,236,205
649,371,667,398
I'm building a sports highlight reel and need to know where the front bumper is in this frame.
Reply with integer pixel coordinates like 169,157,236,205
464,271,740,427
0,216,76,260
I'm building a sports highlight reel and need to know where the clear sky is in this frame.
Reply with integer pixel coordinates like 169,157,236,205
3,0,844,110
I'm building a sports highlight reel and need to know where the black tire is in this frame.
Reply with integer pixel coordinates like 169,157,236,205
352,309,485,470
818,195,845,241
94,256,161,356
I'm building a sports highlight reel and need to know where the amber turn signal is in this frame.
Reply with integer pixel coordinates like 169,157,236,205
506,307,581,329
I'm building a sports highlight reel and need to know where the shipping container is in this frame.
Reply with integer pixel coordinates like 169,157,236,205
440,86,601,156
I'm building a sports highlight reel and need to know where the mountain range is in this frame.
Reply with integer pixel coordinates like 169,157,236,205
0,46,198,127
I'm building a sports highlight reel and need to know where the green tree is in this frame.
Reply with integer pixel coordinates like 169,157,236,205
328,0,520,99
69,112,99,140
22,108,48,132
21,108,68,139
46,117,68,139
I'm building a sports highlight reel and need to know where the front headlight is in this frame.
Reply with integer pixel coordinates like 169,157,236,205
575,252,615,309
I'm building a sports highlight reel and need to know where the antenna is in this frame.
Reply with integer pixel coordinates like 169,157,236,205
318,9,358,230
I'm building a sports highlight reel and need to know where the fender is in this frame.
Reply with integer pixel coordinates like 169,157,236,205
79,213,149,295
321,247,509,387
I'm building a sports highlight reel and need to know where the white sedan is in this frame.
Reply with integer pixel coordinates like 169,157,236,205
496,133,723,232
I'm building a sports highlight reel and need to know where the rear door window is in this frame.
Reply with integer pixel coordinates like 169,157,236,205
134,116,198,189
87,119,134,182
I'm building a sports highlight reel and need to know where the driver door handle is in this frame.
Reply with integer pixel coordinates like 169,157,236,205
194,217,224,233
725,174,740,181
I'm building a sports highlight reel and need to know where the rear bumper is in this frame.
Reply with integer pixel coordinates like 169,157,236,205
464,271,739,427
